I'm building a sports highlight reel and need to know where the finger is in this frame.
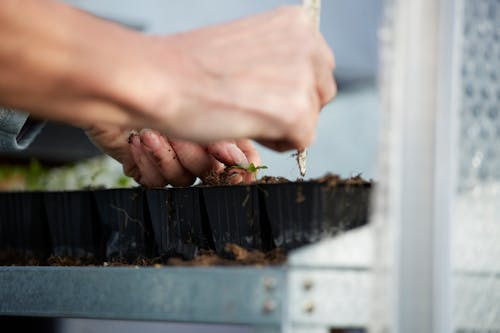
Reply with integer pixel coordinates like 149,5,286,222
235,139,263,183
297,87,321,147
235,139,261,166
256,93,319,153
122,160,140,181
206,140,254,184
206,141,250,166
85,124,133,160
255,138,294,153
129,134,169,187
312,32,337,105
168,139,225,179
140,129,196,187
316,65,337,106
169,139,244,185
314,30,336,70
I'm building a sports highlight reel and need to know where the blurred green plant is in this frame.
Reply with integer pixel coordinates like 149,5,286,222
0,156,135,191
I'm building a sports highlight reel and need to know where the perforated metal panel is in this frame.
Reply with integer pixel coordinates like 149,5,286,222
458,0,500,190
453,0,500,331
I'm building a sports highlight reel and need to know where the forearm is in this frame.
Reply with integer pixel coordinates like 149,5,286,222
0,3,335,152
0,0,172,130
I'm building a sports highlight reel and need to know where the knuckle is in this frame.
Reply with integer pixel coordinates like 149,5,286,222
328,49,336,70
284,96,311,130
317,34,336,70
328,79,338,102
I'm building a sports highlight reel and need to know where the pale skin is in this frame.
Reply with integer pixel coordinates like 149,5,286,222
0,0,336,187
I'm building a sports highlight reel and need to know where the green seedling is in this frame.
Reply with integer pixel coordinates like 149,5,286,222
229,163,268,174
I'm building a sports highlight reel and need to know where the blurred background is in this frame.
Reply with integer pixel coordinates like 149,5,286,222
1,0,382,183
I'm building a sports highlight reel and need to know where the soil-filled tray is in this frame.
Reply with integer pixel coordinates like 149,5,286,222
0,175,372,265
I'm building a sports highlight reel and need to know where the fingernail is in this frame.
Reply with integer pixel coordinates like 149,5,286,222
131,134,140,147
140,129,160,150
226,144,248,166
228,173,243,184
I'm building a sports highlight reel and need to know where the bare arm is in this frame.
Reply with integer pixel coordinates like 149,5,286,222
0,0,336,187
0,0,169,129
0,0,335,149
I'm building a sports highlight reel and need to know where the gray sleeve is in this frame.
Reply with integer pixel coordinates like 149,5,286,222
0,107,45,151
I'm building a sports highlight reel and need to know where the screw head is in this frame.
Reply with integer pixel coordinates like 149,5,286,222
263,277,276,291
262,300,277,314
303,300,315,314
303,279,314,291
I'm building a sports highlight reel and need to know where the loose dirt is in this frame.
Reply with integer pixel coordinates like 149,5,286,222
0,244,286,267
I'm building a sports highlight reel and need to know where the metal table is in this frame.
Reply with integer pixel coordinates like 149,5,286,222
0,227,373,333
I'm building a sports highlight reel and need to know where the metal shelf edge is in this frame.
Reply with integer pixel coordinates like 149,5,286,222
0,266,285,325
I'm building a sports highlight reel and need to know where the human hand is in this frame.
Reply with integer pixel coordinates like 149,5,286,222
0,2,335,154
86,124,261,187
124,6,336,152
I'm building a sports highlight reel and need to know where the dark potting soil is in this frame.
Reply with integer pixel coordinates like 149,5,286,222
166,244,286,266
202,172,371,187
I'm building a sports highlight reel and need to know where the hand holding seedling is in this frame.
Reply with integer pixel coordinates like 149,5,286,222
0,1,336,187
87,125,261,187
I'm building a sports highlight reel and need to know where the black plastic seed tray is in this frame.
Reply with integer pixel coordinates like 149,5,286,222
0,181,371,262
146,187,212,260
94,188,154,261
258,182,370,250
0,191,49,258
43,191,102,259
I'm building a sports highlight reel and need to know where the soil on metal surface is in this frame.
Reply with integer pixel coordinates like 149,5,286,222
0,244,286,267
167,244,286,267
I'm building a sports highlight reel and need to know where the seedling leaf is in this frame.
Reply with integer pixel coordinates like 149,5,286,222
229,163,268,174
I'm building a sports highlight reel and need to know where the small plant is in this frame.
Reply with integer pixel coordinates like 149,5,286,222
229,163,268,175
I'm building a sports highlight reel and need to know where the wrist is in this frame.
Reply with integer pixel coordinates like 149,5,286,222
61,8,182,130
66,18,174,128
